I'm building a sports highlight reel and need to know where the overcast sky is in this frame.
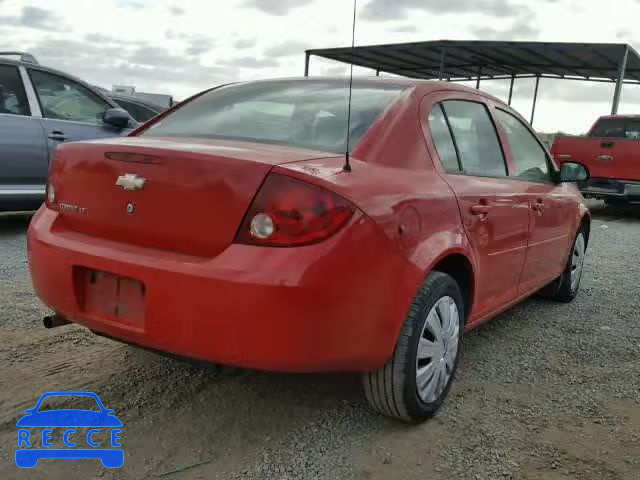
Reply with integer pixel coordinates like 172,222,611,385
2,0,640,133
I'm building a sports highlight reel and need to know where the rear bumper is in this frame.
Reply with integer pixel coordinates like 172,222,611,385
28,207,421,372
578,177,640,203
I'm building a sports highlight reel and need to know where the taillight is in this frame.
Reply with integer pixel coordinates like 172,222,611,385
45,179,58,211
45,151,59,211
235,173,355,247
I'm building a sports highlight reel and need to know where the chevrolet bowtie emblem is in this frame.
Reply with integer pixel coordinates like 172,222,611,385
116,174,145,191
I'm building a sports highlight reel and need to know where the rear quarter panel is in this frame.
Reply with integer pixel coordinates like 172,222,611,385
279,86,477,327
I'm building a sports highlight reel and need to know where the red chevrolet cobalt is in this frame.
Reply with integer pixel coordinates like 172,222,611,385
29,78,590,423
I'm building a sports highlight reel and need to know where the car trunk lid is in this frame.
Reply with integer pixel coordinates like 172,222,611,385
50,137,334,257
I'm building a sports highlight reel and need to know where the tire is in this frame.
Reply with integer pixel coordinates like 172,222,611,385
538,228,587,303
362,271,464,423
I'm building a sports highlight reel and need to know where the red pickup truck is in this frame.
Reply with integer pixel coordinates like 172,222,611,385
552,115,640,205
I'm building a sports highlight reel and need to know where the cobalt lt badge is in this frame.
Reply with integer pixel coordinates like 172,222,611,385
126,202,135,215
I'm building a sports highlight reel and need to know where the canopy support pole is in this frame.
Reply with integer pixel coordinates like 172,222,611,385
530,75,540,126
304,52,310,76
375,68,380,76
438,49,446,81
508,75,515,105
611,46,629,114
475,66,482,89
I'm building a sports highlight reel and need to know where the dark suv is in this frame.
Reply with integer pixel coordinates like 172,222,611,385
0,51,135,211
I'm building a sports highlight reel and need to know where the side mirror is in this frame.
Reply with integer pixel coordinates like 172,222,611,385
560,161,589,183
102,108,133,129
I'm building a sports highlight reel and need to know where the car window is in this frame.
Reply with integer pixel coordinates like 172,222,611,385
29,69,110,125
142,80,406,154
495,109,551,183
589,117,640,138
113,99,137,119
625,121,640,139
0,64,30,116
428,104,460,172
114,99,158,123
441,100,506,177
132,103,158,122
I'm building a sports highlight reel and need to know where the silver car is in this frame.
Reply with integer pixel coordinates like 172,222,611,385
0,51,134,211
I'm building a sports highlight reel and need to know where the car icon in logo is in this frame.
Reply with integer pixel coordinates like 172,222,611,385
15,391,123,468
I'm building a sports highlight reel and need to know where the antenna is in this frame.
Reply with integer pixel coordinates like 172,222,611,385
343,0,357,173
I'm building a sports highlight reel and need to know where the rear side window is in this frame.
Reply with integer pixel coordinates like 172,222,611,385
441,100,507,177
590,118,640,139
115,98,159,123
132,104,159,122
0,65,30,116
142,80,405,153
29,69,110,125
495,109,551,183
625,121,640,139
428,104,460,172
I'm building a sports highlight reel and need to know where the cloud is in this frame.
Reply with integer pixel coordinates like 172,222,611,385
537,80,640,104
185,36,215,56
0,6,63,31
27,38,235,96
169,5,185,15
243,0,313,15
220,56,278,68
361,0,525,21
477,76,640,106
234,38,258,49
117,0,145,9
263,40,309,58
617,28,632,40
391,24,419,33
471,17,539,40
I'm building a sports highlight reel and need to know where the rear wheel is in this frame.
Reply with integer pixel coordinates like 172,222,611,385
538,228,586,302
362,272,464,423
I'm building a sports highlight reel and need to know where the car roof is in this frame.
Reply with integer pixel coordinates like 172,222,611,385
0,56,119,108
597,114,640,120
221,76,508,108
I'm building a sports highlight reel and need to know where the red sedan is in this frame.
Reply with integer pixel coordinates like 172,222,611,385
28,78,590,423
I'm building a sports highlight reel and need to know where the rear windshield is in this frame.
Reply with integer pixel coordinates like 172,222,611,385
590,118,640,139
141,80,406,153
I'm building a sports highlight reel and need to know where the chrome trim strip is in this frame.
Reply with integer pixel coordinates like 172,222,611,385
0,188,46,195
18,65,42,118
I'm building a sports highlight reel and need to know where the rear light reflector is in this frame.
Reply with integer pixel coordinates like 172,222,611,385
235,173,355,247
45,180,58,211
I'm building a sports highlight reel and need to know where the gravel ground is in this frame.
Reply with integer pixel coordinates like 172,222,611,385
0,202,638,479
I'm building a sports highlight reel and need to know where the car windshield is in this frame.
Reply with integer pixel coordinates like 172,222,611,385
141,80,406,153
37,395,101,412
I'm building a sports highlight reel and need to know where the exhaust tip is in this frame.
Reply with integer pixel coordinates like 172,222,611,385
43,314,71,329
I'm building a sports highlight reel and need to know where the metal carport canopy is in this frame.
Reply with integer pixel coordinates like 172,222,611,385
304,40,640,124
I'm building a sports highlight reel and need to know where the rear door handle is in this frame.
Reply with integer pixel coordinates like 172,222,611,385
470,204,490,218
532,200,544,215
48,130,67,141
598,155,613,161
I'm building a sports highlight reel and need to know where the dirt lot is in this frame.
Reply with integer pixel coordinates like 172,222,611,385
0,202,638,480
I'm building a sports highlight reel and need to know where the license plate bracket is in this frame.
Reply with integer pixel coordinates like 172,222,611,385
82,269,146,323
